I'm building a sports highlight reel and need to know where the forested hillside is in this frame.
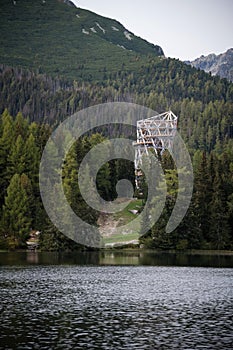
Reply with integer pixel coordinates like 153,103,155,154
0,59,233,250
1,61,232,150
0,0,163,81
0,0,232,251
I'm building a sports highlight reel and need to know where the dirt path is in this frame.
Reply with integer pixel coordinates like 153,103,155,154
97,212,120,237
97,198,140,247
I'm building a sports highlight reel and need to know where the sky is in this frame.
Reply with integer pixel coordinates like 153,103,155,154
72,0,233,61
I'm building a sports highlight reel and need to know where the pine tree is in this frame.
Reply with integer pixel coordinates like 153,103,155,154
193,151,212,245
209,161,231,249
0,110,15,206
14,112,29,139
7,134,26,177
24,133,40,195
62,144,80,214
2,174,32,248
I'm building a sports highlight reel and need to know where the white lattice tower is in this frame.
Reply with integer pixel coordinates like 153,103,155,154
133,110,178,189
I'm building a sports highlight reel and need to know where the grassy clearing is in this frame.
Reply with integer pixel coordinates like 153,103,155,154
113,198,143,224
103,232,139,245
101,198,144,246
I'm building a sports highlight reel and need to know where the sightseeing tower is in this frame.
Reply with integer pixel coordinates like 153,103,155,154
133,110,178,189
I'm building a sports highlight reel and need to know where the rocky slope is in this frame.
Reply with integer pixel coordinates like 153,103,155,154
186,48,233,82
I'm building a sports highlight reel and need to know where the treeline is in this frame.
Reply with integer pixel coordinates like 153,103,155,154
0,62,232,154
140,148,233,250
0,110,48,249
0,110,134,250
0,60,232,250
0,109,232,250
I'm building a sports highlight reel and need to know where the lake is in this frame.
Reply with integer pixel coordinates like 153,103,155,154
0,251,233,349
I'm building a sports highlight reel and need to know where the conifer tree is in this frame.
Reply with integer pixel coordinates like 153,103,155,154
0,110,15,206
14,112,29,139
2,174,32,248
209,161,230,249
7,134,26,177
24,133,40,195
193,151,212,244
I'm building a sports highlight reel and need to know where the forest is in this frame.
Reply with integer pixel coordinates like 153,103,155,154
0,60,232,251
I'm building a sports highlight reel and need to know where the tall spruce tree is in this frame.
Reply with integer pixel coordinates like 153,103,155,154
2,174,32,248
209,160,231,249
193,151,212,245
0,110,15,207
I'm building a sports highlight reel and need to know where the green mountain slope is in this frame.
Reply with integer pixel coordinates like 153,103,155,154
0,0,163,80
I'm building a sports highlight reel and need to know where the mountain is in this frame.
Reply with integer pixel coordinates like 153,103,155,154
0,2,233,252
0,0,163,81
186,49,233,82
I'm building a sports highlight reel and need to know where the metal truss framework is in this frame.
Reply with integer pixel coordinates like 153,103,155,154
133,110,178,188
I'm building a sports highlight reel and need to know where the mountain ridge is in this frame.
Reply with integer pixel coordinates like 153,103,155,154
186,48,233,82
0,0,164,81
61,0,164,55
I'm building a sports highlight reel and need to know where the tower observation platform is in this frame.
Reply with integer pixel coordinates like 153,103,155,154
133,110,178,189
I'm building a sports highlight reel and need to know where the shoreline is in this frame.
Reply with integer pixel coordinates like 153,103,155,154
1,249,233,256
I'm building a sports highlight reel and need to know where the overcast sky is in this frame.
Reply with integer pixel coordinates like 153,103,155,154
72,0,233,61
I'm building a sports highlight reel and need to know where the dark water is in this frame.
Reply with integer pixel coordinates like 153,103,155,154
0,252,233,349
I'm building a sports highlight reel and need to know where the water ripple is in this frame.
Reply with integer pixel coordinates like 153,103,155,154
0,266,233,349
